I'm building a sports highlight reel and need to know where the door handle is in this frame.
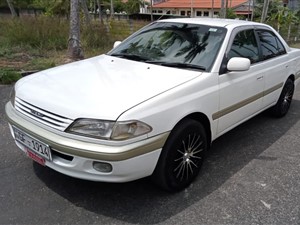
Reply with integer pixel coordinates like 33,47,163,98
257,76,263,80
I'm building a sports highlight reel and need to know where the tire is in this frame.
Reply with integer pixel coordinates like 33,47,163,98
152,119,207,192
270,79,294,117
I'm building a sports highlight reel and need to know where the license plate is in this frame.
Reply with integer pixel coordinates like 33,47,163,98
13,126,52,161
26,149,46,166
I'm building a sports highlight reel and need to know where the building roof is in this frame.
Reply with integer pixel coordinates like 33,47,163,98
153,0,248,9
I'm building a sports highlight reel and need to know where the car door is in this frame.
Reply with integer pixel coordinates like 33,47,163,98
215,27,264,135
255,29,291,108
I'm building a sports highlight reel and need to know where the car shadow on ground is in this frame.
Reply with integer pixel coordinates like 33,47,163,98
33,99,300,224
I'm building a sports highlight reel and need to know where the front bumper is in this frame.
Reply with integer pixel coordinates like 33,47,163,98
5,102,169,182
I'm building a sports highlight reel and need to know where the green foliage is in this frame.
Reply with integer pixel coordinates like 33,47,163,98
126,0,142,14
0,68,21,84
226,8,237,19
0,16,149,83
1,16,69,50
45,0,69,16
114,0,126,13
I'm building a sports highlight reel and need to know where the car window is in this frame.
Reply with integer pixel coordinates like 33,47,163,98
256,30,286,60
109,22,227,71
228,29,259,64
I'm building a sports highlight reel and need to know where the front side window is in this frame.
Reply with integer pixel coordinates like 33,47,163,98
109,22,227,71
257,30,286,60
228,29,259,63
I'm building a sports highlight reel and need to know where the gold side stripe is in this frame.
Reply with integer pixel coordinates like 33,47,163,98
212,83,283,120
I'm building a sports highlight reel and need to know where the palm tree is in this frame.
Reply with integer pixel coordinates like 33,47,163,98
268,6,286,32
68,0,84,60
6,0,17,17
260,0,269,23
285,10,298,42
126,0,143,14
80,0,91,25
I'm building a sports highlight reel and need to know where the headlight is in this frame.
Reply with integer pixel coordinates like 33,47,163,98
10,86,16,107
66,119,115,139
111,121,152,140
66,119,152,140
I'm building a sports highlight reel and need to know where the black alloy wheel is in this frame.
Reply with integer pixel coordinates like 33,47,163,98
270,78,294,117
152,119,207,192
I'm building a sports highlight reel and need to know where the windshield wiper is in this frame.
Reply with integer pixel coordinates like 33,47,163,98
110,53,149,62
146,61,206,71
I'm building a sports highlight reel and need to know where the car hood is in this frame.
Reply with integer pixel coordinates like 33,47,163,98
15,55,200,120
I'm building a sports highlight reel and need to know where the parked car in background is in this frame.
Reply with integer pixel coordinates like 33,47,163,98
5,18,300,191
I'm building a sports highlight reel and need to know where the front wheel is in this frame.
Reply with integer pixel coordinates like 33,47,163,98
152,119,207,192
270,79,294,117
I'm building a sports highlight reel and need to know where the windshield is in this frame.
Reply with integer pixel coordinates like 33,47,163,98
108,22,227,71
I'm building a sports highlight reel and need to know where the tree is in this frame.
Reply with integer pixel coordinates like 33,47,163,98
260,0,269,22
6,0,17,17
268,6,285,32
126,0,142,14
220,0,225,18
226,8,237,19
68,0,84,60
80,0,91,25
285,10,298,41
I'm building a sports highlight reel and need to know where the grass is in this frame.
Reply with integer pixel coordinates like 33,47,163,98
0,16,149,84
291,43,300,48
0,68,21,85
1,16,300,85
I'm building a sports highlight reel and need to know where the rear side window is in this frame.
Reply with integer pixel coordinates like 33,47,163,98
228,29,259,64
256,30,286,60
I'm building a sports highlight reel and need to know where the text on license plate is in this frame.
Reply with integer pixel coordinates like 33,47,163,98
12,126,52,161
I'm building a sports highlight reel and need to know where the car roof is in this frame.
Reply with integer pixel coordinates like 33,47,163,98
158,18,264,28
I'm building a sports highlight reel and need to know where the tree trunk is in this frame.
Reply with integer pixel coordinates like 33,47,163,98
287,24,291,42
68,0,84,60
96,0,103,22
211,0,214,18
225,0,228,18
6,0,17,17
80,0,91,25
220,0,225,18
260,0,269,23
251,0,255,21
110,0,114,19
150,0,153,21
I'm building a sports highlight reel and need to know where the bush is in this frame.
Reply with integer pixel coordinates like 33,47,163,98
1,16,69,50
0,69,21,84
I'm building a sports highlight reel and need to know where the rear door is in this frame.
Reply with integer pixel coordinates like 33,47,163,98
255,29,291,108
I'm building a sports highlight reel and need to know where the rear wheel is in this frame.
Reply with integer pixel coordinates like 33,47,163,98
270,79,294,117
152,119,207,192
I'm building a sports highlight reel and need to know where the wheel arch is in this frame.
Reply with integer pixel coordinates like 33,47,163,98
176,112,212,148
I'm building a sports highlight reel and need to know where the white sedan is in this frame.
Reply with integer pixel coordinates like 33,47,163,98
5,18,300,191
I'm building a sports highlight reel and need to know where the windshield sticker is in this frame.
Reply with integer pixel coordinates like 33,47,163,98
209,28,218,32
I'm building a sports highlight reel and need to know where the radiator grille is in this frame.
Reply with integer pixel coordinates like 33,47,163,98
15,97,73,131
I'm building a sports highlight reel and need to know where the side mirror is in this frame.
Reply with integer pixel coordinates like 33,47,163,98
227,57,250,72
113,41,122,48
